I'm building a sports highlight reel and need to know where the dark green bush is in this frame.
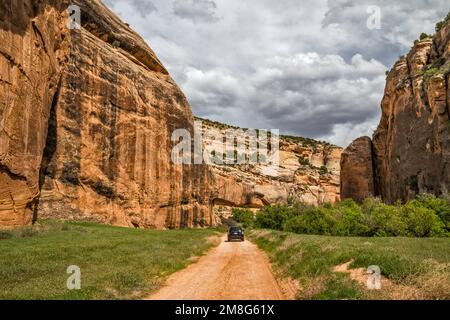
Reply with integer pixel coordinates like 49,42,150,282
298,157,310,166
361,198,407,236
231,208,255,228
416,193,450,231
331,200,369,236
283,207,332,235
420,32,429,40
403,201,446,237
319,166,329,175
20,227,38,238
255,204,294,230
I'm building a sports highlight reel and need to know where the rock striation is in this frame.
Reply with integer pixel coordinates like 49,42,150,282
341,13,450,203
0,0,215,228
0,0,71,227
199,118,342,216
340,137,375,203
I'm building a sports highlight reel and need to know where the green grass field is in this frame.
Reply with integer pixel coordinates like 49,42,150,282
249,230,450,300
0,220,221,300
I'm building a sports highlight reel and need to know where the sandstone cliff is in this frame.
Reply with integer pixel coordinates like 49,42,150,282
0,0,215,228
340,137,375,203
198,118,342,217
341,13,450,203
0,0,342,229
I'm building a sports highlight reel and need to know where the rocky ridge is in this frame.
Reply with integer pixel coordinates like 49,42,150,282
198,118,342,216
341,13,450,203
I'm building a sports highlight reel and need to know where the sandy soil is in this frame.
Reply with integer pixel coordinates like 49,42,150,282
147,235,285,300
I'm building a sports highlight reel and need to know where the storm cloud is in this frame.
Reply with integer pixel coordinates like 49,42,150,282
103,0,450,146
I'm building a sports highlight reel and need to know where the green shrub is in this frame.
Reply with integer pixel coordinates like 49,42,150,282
332,200,370,236
361,198,408,236
420,32,429,40
319,166,329,175
417,194,450,231
435,12,450,32
20,227,38,238
299,157,310,166
403,201,446,237
255,204,294,230
232,208,255,228
253,194,450,238
283,207,332,235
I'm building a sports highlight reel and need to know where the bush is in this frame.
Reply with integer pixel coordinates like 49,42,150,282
403,201,446,237
20,227,38,238
283,207,332,235
253,195,450,238
417,193,450,231
255,205,294,230
420,32,429,40
299,157,310,166
319,166,329,175
361,198,408,236
232,208,255,228
435,12,450,32
332,200,370,236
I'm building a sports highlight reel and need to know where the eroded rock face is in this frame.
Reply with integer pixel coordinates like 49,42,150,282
340,137,375,203
200,120,342,209
341,15,450,203
0,0,71,227
0,0,216,228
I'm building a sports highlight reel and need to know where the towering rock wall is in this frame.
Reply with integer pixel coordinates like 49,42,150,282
340,137,375,203
341,14,450,203
0,0,71,227
0,0,216,228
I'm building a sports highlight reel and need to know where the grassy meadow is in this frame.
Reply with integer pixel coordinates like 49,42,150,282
249,229,450,300
0,220,221,300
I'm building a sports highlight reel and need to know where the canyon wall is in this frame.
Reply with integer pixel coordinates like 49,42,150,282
0,0,71,227
341,14,450,203
199,119,342,216
340,137,375,203
0,0,343,229
0,0,216,228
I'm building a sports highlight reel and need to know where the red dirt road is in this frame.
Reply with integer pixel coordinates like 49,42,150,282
147,236,285,300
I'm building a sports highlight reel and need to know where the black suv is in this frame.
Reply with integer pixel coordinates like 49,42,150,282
228,226,244,242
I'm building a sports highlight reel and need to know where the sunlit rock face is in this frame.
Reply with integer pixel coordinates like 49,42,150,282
199,120,342,209
0,0,71,227
341,16,450,203
0,0,216,228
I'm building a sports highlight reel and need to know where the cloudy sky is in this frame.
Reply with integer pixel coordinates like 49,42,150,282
103,0,450,146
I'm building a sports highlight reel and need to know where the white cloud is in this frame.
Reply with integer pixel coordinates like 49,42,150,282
173,0,218,23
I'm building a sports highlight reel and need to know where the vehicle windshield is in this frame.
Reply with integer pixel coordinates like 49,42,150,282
230,227,241,232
